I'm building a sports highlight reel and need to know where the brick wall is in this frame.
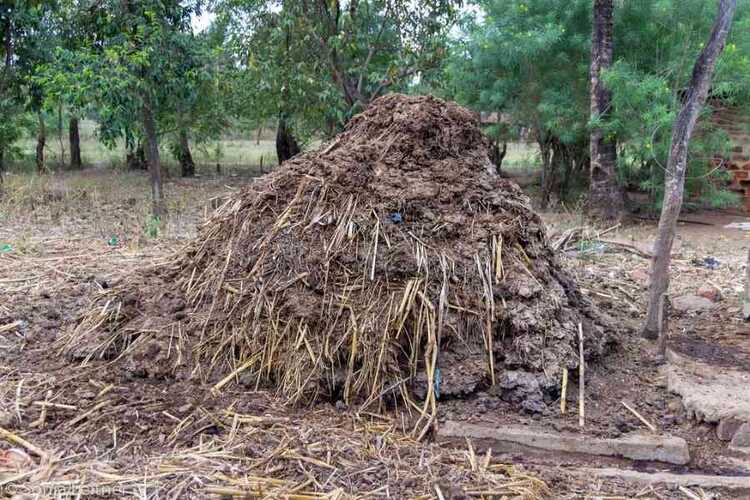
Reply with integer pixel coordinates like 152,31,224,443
714,106,750,211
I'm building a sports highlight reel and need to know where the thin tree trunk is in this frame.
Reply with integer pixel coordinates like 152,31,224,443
69,117,82,169
490,139,507,175
178,129,195,177
589,0,624,220
1,18,13,95
275,114,300,164
642,0,736,339
142,97,165,219
744,247,750,320
0,147,5,187
36,113,46,175
538,138,552,209
127,143,147,171
57,105,66,167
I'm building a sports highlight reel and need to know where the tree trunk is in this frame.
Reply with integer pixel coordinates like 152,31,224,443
0,147,5,188
142,97,166,219
57,105,66,167
275,114,300,164
178,129,195,177
538,138,553,209
588,0,624,220
36,113,46,175
490,140,507,175
127,143,147,170
69,117,82,169
642,0,736,339
744,247,750,320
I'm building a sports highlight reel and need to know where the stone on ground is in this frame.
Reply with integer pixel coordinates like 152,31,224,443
583,467,750,490
666,350,750,424
717,417,744,441
696,283,722,302
437,421,690,465
731,423,750,451
671,295,716,313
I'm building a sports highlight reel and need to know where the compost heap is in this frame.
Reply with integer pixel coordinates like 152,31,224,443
64,94,611,413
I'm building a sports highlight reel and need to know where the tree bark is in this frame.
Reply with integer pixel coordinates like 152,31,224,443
642,0,736,339
538,137,553,209
69,117,82,169
127,143,147,171
275,114,300,164
589,0,624,220
142,97,166,218
36,113,46,175
490,140,507,175
57,105,66,167
177,129,195,177
1,17,13,95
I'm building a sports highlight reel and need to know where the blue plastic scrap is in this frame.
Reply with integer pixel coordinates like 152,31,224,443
691,256,720,270
389,212,403,224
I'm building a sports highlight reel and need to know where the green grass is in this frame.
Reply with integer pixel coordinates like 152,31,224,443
501,142,541,173
10,120,280,176
10,119,542,176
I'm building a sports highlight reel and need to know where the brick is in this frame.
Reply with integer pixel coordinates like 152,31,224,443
697,284,722,302
733,170,749,180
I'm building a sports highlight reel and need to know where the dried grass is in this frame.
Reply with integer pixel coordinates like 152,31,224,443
61,95,610,421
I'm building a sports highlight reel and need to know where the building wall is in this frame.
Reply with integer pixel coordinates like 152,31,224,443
714,105,750,210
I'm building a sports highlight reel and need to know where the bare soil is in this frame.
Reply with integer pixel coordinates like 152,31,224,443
1,112,749,497
2,176,749,498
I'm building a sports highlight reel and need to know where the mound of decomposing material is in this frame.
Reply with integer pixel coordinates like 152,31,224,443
62,94,611,414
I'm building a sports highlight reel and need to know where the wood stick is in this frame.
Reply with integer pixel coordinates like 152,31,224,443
560,368,568,415
621,401,657,433
32,401,77,410
211,356,257,394
0,321,22,334
0,426,47,459
578,323,585,428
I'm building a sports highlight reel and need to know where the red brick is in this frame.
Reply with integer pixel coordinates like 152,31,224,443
734,170,749,180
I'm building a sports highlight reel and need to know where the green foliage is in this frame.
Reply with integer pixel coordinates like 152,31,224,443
217,0,460,141
444,0,750,207
443,0,591,142
35,1,220,154
0,0,57,172
144,215,162,238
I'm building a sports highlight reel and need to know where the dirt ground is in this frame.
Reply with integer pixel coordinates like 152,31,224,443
1,169,749,498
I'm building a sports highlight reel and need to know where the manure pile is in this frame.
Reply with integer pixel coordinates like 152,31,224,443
63,95,611,417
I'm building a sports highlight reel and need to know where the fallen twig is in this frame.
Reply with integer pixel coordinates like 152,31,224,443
621,401,657,433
